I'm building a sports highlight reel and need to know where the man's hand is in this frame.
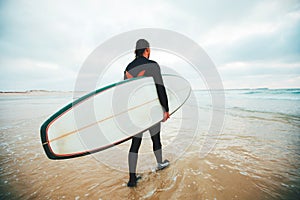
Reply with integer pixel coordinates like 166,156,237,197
163,112,170,122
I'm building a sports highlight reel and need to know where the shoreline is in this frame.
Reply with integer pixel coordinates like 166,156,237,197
1,87,299,94
0,89,299,199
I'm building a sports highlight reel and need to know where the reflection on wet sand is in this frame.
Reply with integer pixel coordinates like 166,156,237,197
0,91,299,199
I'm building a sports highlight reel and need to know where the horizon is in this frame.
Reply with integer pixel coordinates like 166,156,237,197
1,87,300,93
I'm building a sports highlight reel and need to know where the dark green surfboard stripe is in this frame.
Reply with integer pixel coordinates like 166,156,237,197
40,74,188,159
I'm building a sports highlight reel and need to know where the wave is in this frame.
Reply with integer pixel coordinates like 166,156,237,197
291,91,300,94
194,88,300,97
241,89,300,95
245,96,300,101
223,89,300,101
243,91,263,94
228,106,300,122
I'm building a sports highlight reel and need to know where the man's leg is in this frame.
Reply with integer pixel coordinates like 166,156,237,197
128,133,142,187
149,123,169,170
149,123,162,163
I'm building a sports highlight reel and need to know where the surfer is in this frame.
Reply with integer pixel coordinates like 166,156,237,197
124,39,170,187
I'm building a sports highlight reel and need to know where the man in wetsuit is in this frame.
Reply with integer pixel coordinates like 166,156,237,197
124,39,170,187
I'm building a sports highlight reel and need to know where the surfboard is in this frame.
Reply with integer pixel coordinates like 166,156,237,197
40,74,191,159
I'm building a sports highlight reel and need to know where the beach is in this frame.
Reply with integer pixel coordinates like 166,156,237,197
0,89,299,199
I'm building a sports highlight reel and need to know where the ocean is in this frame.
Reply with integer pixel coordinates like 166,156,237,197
0,89,299,199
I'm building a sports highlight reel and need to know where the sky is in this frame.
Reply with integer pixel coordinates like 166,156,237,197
0,0,299,91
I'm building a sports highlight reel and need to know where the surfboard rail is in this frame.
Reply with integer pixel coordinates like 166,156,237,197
40,74,191,160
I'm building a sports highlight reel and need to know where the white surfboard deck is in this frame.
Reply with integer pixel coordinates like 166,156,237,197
40,74,191,159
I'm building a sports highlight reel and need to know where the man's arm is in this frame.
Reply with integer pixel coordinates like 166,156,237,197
152,65,169,120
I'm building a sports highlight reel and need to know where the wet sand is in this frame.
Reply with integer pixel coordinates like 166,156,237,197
0,91,299,199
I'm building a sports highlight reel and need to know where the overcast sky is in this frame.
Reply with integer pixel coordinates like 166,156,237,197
0,0,299,91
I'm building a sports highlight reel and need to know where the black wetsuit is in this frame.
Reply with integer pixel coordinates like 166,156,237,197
124,56,169,112
124,56,169,181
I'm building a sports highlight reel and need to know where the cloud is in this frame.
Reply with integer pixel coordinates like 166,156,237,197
219,61,300,75
196,0,300,89
218,61,300,88
0,0,299,90
221,74,300,89
202,0,300,63
0,57,77,91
